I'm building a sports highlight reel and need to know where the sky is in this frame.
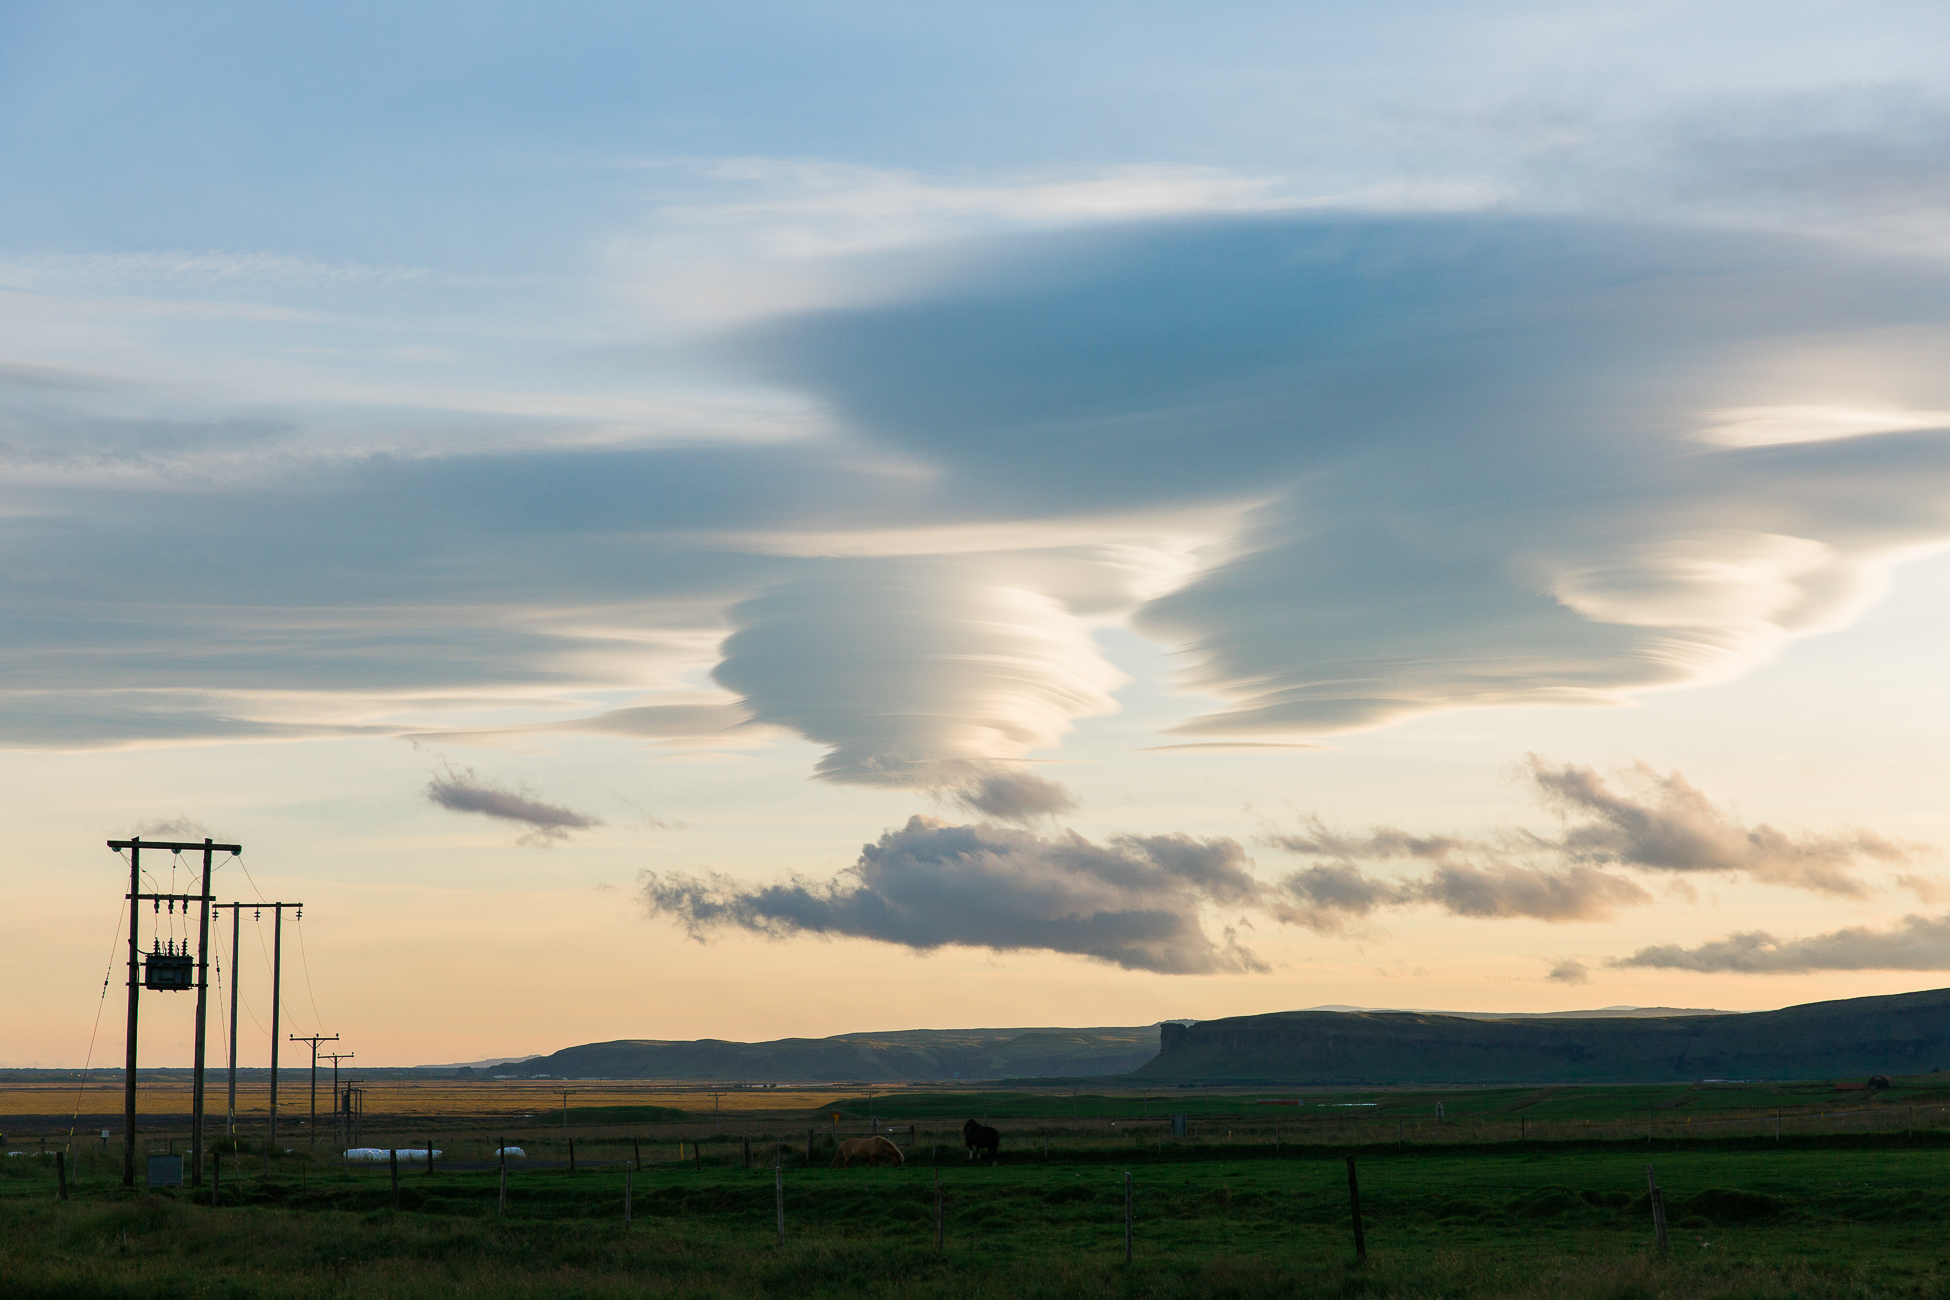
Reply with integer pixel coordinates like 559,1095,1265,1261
7,1,1950,1068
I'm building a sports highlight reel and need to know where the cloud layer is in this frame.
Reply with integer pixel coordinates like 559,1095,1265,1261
9,214,1950,807
1619,914,1950,973
643,815,1263,973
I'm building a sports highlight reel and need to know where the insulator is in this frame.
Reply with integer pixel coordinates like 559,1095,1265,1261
167,899,175,915
254,909,261,921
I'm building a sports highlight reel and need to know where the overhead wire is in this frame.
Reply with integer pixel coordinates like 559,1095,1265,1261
67,895,129,1148
294,911,325,1035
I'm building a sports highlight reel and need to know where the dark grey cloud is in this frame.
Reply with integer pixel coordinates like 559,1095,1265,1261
1271,862,1407,932
1545,958,1592,985
948,767,1080,823
1414,862,1650,922
425,764,602,845
1271,858,1647,931
1526,756,1913,895
1271,758,1920,906
1617,914,1950,974
642,814,1264,974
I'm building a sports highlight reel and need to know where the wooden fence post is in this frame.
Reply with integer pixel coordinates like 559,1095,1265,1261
624,1163,632,1226
1123,1170,1133,1263
427,1140,434,1175
389,1149,399,1210
633,1137,641,1170
694,1143,702,1172
56,1150,68,1201
774,1161,785,1245
1345,1155,1366,1261
1645,1166,1668,1254
498,1163,506,1219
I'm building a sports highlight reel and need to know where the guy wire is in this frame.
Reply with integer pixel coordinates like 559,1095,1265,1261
68,895,129,1148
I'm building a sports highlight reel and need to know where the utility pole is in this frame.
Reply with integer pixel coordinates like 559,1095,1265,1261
270,905,284,1148
109,836,240,1189
712,1092,724,1125
290,1034,339,1147
119,838,140,1188
225,904,240,1135
558,1090,574,1130
323,1053,354,1146
188,841,217,1189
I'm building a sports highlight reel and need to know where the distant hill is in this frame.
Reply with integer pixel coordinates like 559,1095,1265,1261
1136,988,1950,1084
1303,1004,1738,1020
512,1025,1160,1081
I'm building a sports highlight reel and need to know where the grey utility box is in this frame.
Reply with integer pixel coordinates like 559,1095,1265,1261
146,1154,184,1187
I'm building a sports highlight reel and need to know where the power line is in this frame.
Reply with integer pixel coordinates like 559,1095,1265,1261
295,912,325,1034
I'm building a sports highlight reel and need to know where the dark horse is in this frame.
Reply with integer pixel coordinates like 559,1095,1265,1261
963,1118,1000,1162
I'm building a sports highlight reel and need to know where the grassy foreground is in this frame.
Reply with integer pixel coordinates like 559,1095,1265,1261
6,1142,1950,1298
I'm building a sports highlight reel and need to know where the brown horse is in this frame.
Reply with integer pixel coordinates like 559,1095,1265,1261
831,1135,905,1168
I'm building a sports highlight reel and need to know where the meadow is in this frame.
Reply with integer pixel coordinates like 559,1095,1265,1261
6,1076,1950,1297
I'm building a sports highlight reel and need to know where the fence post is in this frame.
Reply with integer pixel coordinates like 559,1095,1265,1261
1123,1170,1133,1263
1345,1155,1366,1261
694,1143,701,1172
1645,1166,1669,1254
774,1161,785,1245
498,1163,506,1219
934,1167,943,1251
625,1163,632,1226
389,1149,399,1210
427,1140,434,1175
633,1137,641,1170
743,1136,751,1169
56,1150,68,1201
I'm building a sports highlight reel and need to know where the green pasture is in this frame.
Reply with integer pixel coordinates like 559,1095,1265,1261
7,1137,1950,1297
829,1075,1950,1130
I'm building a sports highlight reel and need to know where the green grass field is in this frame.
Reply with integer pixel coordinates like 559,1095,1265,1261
7,1135,1950,1297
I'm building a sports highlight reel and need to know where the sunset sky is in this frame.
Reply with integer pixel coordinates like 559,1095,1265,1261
7,1,1950,1068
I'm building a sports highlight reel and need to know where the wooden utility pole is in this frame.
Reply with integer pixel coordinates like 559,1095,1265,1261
225,904,241,1135
188,842,216,1187
109,836,241,1189
323,1053,354,1145
270,906,285,1147
290,1034,339,1147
